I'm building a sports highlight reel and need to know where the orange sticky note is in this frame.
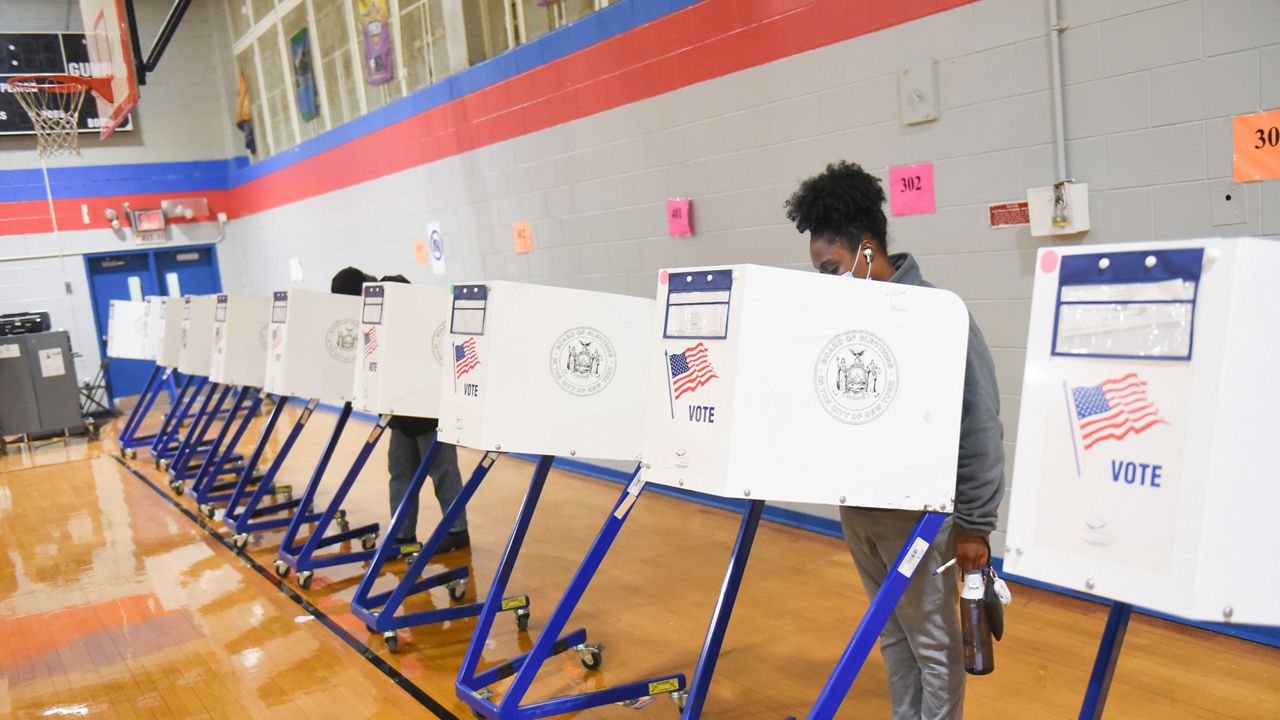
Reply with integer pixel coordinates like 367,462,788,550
1233,109,1280,182
412,237,428,265
513,220,532,254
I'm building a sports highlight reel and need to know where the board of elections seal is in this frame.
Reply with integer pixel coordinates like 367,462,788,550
550,326,616,396
431,321,446,365
258,323,269,351
814,330,898,425
326,319,359,363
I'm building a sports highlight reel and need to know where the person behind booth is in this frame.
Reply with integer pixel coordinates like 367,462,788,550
330,267,470,555
784,162,1005,720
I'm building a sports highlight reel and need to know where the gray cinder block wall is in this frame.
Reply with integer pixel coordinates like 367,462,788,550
219,0,1280,547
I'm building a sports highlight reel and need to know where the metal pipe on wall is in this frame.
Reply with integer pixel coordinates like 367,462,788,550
1049,0,1069,181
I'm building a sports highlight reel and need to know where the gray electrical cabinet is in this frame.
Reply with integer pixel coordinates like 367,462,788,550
0,331,83,439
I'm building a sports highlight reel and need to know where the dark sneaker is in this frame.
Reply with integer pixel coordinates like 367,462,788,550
433,530,470,555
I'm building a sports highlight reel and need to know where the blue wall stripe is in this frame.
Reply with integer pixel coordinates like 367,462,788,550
0,0,700,203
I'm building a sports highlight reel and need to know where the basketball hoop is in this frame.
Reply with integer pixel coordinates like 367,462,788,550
9,74,113,158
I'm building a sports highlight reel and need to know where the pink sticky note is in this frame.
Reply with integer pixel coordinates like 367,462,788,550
889,163,935,216
667,198,692,237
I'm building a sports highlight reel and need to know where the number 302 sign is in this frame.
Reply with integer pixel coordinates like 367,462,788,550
889,162,935,216
1233,109,1280,183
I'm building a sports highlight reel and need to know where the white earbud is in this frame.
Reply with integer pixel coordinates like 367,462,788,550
862,247,873,279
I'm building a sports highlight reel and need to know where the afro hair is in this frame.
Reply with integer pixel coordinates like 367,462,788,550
784,160,888,253
331,266,375,296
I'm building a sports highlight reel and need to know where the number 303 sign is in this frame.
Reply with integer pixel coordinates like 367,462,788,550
1233,109,1280,183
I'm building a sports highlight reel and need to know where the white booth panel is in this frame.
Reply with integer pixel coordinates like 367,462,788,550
436,281,653,461
106,299,151,360
211,294,270,387
639,264,968,509
177,295,216,377
354,282,450,417
1006,238,1280,625
148,296,183,368
262,289,360,403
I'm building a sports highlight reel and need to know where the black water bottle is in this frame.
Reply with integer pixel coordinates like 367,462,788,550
961,569,994,675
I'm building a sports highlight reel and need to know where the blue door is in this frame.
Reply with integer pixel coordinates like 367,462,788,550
85,252,161,400
84,245,222,400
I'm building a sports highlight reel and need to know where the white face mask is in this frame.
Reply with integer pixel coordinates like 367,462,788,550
840,250,873,280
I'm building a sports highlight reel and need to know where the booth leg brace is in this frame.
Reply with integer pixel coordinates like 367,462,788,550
456,459,686,720
118,365,165,453
803,511,948,720
1079,602,1132,720
149,374,202,460
223,397,318,549
351,447,516,653
275,403,385,585
168,383,236,487
192,387,263,512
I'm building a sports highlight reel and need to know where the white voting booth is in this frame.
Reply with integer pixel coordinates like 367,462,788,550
177,295,216,377
147,296,183,368
263,289,360,402
436,281,653,459
1006,238,1280,626
211,294,270,388
353,282,450,417
640,264,969,509
106,299,151,360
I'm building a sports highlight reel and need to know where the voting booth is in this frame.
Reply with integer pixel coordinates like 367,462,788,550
210,294,270,388
1006,238,1280,625
1005,238,1280,718
641,264,967,510
263,289,360,403
106,300,151,361
177,295,216,378
147,296,183,368
224,289,361,552
633,264,970,719
352,282,450,417
449,282,717,720
436,281,653,459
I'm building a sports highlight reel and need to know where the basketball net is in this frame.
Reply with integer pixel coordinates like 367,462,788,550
10,75,91,158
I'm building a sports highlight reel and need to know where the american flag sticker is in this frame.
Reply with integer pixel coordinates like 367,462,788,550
454,337,480,378
363,327,378,357
1065,372,1168,473
668,342,718,400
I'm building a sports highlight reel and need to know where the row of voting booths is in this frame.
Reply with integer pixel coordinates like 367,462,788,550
103,236,1278,719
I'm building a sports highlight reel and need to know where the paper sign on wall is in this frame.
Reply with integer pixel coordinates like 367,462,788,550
38,347,65,377
427,221,446,275
288,257,305,283
889,162,935,216
1233,109,1280,182
413,237,429,266
667,198,692,237
513,220,532,254
0,344,19,359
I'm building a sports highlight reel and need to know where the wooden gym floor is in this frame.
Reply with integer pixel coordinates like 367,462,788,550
1,400,1277,719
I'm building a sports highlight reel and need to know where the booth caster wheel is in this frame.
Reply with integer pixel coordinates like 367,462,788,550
159,458,169,471
575,643,604,671
335,510,350,533
383,631,398,654
274,560,290,579
200,503,216,520
127,448,137,460
173,482,185,497
361,533,378,551
515,608,531,632
84,418,99,441
297,570,313,590
471,688,494,718
233,534,249,552
670,691,688,711
446,578,468,602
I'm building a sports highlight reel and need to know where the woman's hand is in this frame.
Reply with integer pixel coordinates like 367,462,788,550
954,534,989,571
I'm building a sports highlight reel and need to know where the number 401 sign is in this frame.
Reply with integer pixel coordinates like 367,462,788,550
1233,109,1280,183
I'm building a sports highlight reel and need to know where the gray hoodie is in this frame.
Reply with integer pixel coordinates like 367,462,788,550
888,253,1005,535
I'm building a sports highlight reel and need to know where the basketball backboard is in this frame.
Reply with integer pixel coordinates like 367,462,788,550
79,0,138,138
